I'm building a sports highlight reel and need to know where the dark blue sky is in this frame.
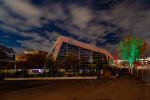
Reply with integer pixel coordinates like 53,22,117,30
0,0,150,56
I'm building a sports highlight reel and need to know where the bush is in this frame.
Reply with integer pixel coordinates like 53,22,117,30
0,73,5,80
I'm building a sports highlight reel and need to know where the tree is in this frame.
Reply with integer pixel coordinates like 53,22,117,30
16,53,47,69
27,54,47,68
62,53,79,76
0,45,15,68
93,59,103,78
119,36,147,72
45,54,56,77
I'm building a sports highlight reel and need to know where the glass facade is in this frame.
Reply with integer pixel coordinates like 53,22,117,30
56,42,109,69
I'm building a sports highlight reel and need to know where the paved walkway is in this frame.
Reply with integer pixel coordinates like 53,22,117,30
4,77,97,80
0,75,150,100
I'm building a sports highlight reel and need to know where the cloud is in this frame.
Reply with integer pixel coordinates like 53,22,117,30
99,0,150,55
18,32,47,41
45,4,68,21
0,0,150,56
15,31,61,52
70,5,93,29
17,40,51,52
13,47,26,53
0,0,103,54
2,0,41,18
97,0,150,37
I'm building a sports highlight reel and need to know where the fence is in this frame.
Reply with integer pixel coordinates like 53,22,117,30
133,65,150,82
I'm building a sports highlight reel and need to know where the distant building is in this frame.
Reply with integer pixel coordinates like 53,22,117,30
16,50,47,62
15,50,48,69
115,57,150,69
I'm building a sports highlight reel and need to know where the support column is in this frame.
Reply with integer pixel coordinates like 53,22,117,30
67,43,68,56
78,48,81,76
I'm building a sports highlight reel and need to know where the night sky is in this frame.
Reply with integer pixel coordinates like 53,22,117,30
0,0,150,56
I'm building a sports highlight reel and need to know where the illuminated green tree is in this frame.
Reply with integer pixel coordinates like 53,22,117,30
119,36,147,70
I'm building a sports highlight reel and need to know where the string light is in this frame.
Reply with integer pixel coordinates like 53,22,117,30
120,36,144,68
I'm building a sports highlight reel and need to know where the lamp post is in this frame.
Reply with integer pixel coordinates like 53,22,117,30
14,52,17,73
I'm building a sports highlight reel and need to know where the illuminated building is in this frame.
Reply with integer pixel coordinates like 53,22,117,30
115,58,150,69
16,50,47,70
16,50,47,62
48,36,113,69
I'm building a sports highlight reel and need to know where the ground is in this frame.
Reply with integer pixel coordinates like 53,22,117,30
0,75,150,100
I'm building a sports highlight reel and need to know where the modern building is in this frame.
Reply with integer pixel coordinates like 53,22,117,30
48,36,113,70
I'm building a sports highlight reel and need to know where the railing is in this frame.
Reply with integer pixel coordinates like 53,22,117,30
0,59,15,62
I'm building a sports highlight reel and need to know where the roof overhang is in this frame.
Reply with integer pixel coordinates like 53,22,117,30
48,36,113,60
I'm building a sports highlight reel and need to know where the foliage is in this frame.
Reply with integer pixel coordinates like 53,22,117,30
0,45,15,60
55,53,79,76
45,54,55,69
93,59,104,70
108,58,115,66
62,53,79,70
0,45,15,68
119,36,147,68
16,53,47,68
